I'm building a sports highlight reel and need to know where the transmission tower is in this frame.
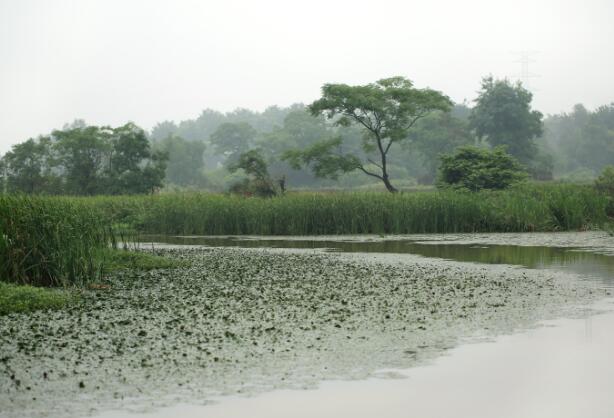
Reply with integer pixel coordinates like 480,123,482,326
512,51,540,91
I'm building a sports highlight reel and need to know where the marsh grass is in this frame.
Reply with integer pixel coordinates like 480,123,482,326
0,184,607,286
0,195,111,287
0,282,75,315
101,248,188,271
90,183,608,235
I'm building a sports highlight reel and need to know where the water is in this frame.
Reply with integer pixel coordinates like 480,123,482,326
139,234,614,286
104,233,614,418
98,298,614,418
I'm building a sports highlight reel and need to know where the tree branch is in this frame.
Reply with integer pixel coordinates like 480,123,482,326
404,111,429,130
358,165,383,180
367,158,383,169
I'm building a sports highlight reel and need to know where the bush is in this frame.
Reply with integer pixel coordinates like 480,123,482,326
595,166,614,195
437,145,528,191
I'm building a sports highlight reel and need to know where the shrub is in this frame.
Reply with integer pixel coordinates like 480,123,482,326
437,145,528,191
595,166,614,196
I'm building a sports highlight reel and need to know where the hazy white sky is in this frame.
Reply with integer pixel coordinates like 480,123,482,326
1,0,613,153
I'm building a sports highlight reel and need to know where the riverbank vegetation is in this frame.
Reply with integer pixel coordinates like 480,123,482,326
1,182,611,289
90,183,608,235
0,283,75,315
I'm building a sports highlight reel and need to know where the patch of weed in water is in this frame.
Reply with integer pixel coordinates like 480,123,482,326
0,248,606,418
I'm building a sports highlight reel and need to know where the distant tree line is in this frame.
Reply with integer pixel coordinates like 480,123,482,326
0,121,167,195
2,75,613,195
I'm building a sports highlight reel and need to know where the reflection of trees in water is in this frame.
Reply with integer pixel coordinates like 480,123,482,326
141,236,614,286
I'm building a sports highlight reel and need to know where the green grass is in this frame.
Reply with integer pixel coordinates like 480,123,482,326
102,249,188,271
0,282,75,315
0,195,112,287
89,183,608,235
1,184,608,286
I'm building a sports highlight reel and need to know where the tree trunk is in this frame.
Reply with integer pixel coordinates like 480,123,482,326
382,174,398,193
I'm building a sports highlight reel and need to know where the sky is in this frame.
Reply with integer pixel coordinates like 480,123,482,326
1,0,613,153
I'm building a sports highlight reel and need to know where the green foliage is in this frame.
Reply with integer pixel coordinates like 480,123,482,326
544,104,614,176
0,283,74,315
88,184,607,235
470,77,543,164
154,135,207,187
1,137,61,193
595,166,614,196
1,122,168,195
437,145,528,191
102,249,187,272
228,149,278,197
283,137,361,179
0,195,111,286
210,122,257,166
406,109,474,184
595,166,614,218
105,123,168,194
289,76,452,192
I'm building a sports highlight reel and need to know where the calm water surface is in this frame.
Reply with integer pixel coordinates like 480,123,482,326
111,234,614,418
139,235,614,286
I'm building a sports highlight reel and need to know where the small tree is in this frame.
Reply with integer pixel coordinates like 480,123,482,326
284,76,452,192
228,149,277,197
437,145,527,191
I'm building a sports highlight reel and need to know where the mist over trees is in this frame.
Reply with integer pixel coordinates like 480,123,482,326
543,103,614,179
2,75,613,195
1,122,167,195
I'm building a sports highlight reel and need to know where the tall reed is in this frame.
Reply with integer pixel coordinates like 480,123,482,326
89,183,608,235
0,195,110,286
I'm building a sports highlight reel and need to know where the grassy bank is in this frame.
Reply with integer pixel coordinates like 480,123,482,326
0,195,111,287
0,195,182,288
0,283,75,315
91,183,608,235
0,184,607,287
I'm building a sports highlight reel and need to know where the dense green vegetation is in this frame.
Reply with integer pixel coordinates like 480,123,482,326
0,195,110,287
544,104,614,179
438,145,528,190
1,181,610,290
89,184,607,235
0,195,185,289
0,283,75,315
102,249,187,272
284,76,452,192
2,75,611,194
0,122,167,195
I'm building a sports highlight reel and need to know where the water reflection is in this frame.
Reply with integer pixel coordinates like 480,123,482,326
139,235,614,286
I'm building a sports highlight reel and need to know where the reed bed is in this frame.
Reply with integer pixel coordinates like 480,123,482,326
0,184,607,286
0,195,110,286
89,183,608,235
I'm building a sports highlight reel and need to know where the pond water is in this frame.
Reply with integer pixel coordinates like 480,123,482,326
103,233,614,418
139,234,614,287
98,298,614,418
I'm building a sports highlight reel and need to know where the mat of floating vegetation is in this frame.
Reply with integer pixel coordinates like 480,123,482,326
0,248,606,418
